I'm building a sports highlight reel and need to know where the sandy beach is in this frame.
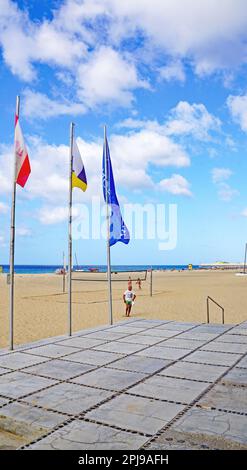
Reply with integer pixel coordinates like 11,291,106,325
0,270,246,349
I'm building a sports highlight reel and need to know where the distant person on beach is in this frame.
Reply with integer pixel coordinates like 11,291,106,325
123,285,136,317
128,277,132,290
136,277,142,290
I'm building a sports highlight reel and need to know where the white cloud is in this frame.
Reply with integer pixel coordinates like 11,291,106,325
23,90,86,120
0,123,190,225
158,174,192,196
76,46,149,108
105,0,247,75
166,101,221,141
110,130,190,173
159,60,186,82
53,0,105,35
217,183,239,202
34,21,86,68
16,227,32,236
1,0,246,109
227,94,247,132
0,144,13,194
38,205,80,225
118,102,222,144
0,234,6,247
211,167,238,201
0,128,189,206
0,201,8,213
116,118,149,130
0,0,86,81
208,148,218,159
242,208,247,217
225,136,237,151
212,168,232,183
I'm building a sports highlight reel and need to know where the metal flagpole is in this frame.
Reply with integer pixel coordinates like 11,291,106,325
62,251,66,293
68,122,74,336
9,95,20,350
104,125,113,325
244,243,247,274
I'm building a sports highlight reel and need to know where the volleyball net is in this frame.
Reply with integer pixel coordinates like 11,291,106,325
72,270,148,282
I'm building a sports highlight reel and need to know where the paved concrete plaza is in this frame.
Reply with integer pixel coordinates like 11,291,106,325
0,318,247,450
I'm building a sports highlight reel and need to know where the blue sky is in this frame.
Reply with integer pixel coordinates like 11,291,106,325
1,0,247,265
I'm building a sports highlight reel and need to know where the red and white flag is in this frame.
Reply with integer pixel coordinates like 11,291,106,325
14,115,31,187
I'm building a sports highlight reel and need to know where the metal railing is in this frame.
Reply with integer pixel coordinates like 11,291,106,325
206,296,225,324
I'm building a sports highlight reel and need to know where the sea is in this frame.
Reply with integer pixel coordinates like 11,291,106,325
0,264,200,274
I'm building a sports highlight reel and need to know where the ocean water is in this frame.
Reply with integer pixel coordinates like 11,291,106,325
0,264,199,274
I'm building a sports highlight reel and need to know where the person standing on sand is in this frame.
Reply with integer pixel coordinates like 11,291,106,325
136,277,142,290
123,285,136,317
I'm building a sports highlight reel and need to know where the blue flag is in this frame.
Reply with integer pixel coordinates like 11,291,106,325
102,136,130,247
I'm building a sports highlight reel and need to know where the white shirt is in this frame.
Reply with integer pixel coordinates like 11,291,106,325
124,290,135,301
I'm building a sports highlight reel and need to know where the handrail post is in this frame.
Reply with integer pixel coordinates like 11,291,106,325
207,296,224,325
206,296,209,323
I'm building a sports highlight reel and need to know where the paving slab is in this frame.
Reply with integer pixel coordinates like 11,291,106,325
6,336,63,352
24,359,94,380
129,376,209,404
192,325,232,334
221,367,247,386
108,356,170,374
83,331,129,341
24,344,78,358
93,342,145,355
63,349,123,366
126,320,169,328
0,372,56,399
117,334,165,346
0,350,13,356
157,338,205,350
27,419,147,450
217,334,247,344
0,352,49,370
0,367,10,376
0,398,9,407
0,318,246,450
201,341,247,354
104,326,148,335
156,323,196,331
141,329,182,338
114,323,149,331
145,428,246,450
0,402,66,431
177,331,220,341
170,407,247,446
230,328,247,336
183,350,241,366
159,361,227,382
199,384,247,413
77,325,112,336
156,322,197,330
136,346,189,360
237,356,247,368
56,337,107,349
71,367,145,391
25,382,112,414
86,394,184,435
